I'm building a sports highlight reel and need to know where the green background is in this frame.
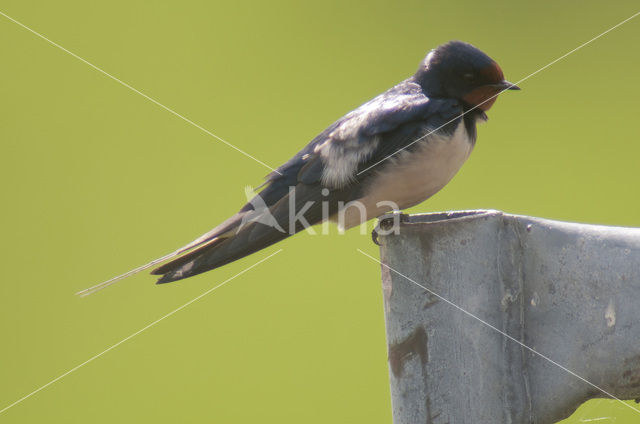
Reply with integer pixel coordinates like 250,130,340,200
1,1,639,422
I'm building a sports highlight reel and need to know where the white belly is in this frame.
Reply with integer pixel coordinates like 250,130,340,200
336,121,473,229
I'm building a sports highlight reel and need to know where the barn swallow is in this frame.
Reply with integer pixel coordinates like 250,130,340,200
78,40,518,295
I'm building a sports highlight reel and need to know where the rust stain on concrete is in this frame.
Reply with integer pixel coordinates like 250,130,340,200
389,327,428,378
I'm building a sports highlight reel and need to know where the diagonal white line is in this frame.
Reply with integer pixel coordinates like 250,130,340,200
0,249,283,416
0,10,282,175
357,248,640,416
357,10,640,176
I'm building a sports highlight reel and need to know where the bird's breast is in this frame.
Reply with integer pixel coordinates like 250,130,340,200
337,120,473,229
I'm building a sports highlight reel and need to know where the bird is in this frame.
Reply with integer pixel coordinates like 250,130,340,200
77,40,519,296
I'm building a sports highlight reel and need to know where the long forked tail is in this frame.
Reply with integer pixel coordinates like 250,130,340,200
76,201,302,295
75,239,218,297
78,216,292,296
75,249,189,297
75,214,245,297
77,181,340,296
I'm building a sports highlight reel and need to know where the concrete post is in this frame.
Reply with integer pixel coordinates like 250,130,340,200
374,210,640,423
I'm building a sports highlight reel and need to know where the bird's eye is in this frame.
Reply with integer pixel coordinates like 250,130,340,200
463,73,476,82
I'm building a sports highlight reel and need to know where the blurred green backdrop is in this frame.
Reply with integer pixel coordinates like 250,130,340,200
1,1,639,423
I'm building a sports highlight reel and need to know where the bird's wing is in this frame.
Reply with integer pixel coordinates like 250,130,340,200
268,79,462,190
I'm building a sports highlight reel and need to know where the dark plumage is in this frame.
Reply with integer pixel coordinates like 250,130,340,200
78,40,519,295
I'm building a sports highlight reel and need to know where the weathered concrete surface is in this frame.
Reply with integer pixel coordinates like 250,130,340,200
375,210,640,424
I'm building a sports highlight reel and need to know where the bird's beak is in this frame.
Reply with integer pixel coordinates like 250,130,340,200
497,80,520,90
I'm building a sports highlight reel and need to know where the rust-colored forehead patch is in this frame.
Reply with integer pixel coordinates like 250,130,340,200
480,62,505,83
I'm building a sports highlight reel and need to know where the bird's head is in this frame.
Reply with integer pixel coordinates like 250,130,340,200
414,41,519,111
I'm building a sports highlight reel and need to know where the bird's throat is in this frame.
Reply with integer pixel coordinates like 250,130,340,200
462,86,500,111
